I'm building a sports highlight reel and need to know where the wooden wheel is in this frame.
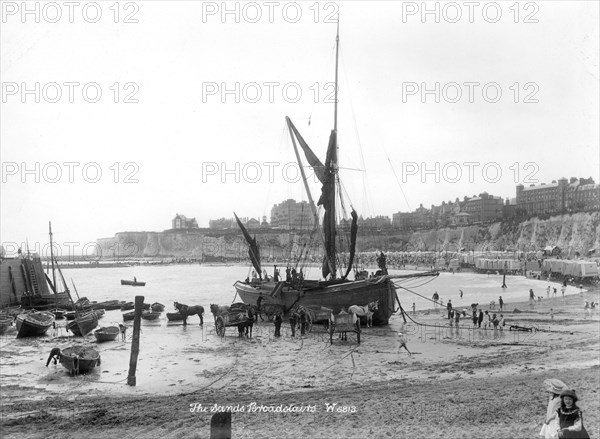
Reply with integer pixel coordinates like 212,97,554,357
215,316,225,337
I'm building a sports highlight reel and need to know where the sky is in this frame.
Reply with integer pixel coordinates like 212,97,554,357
1,1,599,257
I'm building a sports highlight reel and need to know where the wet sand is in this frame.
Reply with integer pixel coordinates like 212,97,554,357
1,288,599,438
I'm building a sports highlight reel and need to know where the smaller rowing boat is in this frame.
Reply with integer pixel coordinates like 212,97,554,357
166,312,184,322
59,346,101,376
66,311,99,337
16,311,55,338
123,311,135,321
94,326,120,343
50,308,66,319
151,302,165,312
0,315,13,335
141,311,161,321
121,279,146,287
120,302,134,311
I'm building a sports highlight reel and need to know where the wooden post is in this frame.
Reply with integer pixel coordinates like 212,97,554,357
127,295,144,386
210,411,231,439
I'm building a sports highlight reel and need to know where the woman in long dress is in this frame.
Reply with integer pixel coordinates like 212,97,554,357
540,379,568,439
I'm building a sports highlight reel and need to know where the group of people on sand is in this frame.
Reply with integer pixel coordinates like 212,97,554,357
540,378,590,439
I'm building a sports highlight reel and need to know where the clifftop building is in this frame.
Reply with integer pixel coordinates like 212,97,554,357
516,177,598,216
270,199,312,229
172,214,198,230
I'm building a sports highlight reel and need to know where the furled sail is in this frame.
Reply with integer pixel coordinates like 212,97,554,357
320,130,337,279
234,212,261,279
343,209,358,279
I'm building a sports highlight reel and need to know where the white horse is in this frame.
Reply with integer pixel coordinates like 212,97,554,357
348,300,379,327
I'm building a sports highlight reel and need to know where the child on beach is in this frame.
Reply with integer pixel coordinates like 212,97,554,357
540,378,568,439
398,324,412,358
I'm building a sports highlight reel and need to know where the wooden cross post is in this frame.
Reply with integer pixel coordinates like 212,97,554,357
127,295,144,386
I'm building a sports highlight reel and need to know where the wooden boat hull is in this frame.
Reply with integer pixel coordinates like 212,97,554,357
121,280,146,286
94,326,119,342
150,303,165,312
50,308,66,319
0,316,13,335
66,312,99,337
166,312,184,322
15,311,55,338
141,312,160,321
60,346,101,375
234,276,398,325
123,311,135,321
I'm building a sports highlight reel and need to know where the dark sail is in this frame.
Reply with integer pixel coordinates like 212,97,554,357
286,117,326,182
343,209,358,279
234,212,261,279
320,130,337,279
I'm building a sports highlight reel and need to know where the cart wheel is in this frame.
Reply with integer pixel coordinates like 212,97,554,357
215,316,225,337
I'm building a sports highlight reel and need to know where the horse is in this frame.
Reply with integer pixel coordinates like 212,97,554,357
290,304,312,335
210,304,230,324
238,307,256,338
174,302,204,326
258,303,285,321
348,300,379,327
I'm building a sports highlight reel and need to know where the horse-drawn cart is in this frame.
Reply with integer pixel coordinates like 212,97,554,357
328,311,361,344
214,310,252,337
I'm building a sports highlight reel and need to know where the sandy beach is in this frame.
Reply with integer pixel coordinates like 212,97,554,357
1,287,599,439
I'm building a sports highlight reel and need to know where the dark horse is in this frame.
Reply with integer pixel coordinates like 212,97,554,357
174,302,204,326
231,304,256,338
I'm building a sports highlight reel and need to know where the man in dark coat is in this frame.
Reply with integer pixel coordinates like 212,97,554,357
274,312,282,337
447,300,453,319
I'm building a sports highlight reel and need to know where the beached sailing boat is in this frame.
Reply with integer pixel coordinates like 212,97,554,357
233,25,438,325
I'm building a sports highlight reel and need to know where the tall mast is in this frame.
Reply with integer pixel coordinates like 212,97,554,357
49,221,56,290
334,19,340,133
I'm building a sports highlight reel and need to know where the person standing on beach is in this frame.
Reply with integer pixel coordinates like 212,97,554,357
432,291,439,309
483,311,491,329
412,303,416,315
478,309,484,328
447,300,453,320
397,323,412,358
454,309,460,336
472,309,478,327
274,312,282,337
499,296,504,312
583,302,590,320
540,378,569,439
547,286,551,298
561,285,566,298
498,314,505,331
553,288,558,297
289,312,297,337
551,389,590,438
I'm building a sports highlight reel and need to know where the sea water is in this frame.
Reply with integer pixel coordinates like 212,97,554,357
0,265,584,398
60,264,580,311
